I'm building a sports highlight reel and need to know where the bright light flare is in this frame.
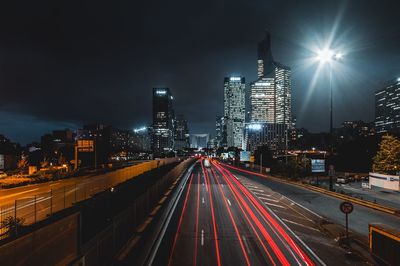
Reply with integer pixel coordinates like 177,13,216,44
317,49,333,63
334,52,343,60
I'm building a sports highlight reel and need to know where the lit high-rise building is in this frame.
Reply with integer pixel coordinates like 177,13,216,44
223,76,246,148
250,31,292,126
249,77,276,123
174,114,190,150
152,88,174,155
248,31,292,151
375,78,400,133
215,116,230,148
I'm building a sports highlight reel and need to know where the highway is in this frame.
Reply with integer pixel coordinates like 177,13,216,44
223,164,400,237
150,160,323,266
0,159,172,237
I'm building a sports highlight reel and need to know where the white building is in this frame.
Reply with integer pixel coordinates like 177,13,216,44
223,76,246,148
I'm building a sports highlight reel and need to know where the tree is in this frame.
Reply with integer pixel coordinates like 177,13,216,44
1,216,25,237
373,135,400,174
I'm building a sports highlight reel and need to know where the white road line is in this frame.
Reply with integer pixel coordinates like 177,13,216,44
281,195,323,219
253,192,271,197
250,188,264,193
202,197,205,204
227,199,232,206
242,235,251,254
258,197,279,203
281,218,320,232
201,229,204,246
246,185,258,189
263,202,286,209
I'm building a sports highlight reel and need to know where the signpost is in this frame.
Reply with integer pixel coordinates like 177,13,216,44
340,201,353,245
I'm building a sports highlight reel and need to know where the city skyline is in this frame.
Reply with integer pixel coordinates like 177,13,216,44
0,1,399,144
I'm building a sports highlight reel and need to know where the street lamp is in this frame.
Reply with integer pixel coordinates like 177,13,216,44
317,49,343,191
316,49,343,134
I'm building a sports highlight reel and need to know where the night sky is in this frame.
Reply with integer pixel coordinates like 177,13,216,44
0,0,399,144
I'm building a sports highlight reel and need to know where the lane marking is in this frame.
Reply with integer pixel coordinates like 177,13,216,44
253,192,271,197
202,197,205,204
259,197,279,203
201,229,204,246
242,235,251,254
227,199,232,206
281,218,320,232
262,202,286,209
250,188,265,193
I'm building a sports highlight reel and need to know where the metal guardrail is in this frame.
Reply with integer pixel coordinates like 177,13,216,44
0,158,179,239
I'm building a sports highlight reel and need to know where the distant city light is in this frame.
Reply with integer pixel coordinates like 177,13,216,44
133,127,147,133
254,82,271,86
230,77,241,81
248,123,262,130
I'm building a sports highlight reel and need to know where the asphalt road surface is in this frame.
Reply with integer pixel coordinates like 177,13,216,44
151,160,323,266
224,164,400,237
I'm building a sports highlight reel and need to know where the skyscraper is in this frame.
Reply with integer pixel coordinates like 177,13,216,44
174,114,190,150
248,31,292,151
152,88,174,155
250,31,292,126
223,76,246,148
375,78,400,133
215,115,230,148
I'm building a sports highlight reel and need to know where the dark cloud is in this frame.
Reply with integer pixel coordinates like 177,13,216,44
0,0,399,143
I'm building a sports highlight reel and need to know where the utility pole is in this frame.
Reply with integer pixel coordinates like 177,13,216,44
74,145,78,170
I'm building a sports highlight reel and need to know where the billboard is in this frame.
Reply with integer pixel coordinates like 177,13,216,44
311,159,325,173
0,154,4,170
240,151,251,162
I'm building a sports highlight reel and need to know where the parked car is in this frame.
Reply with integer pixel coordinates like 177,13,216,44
336,176,349,184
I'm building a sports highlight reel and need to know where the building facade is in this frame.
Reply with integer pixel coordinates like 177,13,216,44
190,134,210,149
223,76,246,148
244,123,288,152
131,127,151,152
215,116,231,148
152,88,175,155
247,31,292,151
375,78,400,133
174,114,190,150
250,32,292,126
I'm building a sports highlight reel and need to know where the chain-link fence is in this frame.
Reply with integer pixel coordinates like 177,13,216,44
0,158,179,239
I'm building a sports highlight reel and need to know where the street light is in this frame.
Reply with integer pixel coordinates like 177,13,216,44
317,49,343,191
316,49,343,134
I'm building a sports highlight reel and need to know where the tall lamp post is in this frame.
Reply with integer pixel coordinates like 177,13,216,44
317,49,343,191
316,49,343,135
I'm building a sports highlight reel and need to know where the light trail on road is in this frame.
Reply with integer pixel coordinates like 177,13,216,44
152,160,322,266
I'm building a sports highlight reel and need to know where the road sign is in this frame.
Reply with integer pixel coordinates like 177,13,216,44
340,201,353,245
340,201,354,214
311,159,325,173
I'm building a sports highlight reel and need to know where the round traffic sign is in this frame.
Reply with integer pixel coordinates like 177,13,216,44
340,201,354,214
